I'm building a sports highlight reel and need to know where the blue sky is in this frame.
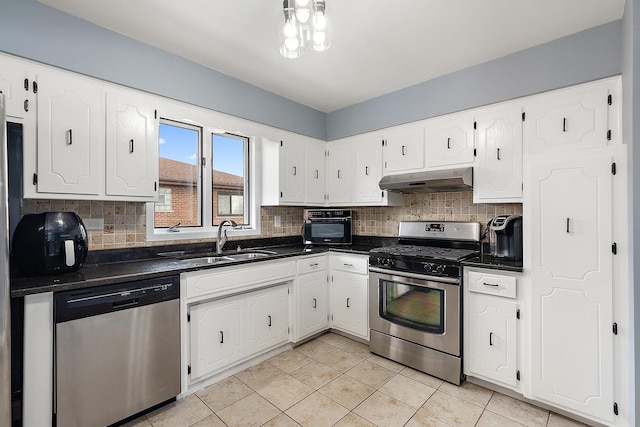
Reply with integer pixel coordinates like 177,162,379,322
159,123,245,176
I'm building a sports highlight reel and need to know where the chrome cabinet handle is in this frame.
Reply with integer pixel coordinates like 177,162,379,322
489,332,494,346
315,170,319,179
563,117,567,132
497,148,501,160
67,129,73,145
129,139,134,154
401,145,406,155
447,137,451,149
343,263,353,267
566,218,570,233
346,298,350,308
310,263,319,267
337,170,341,179
483,282,500,287
293,166,297,176
268,315,272,327
220,331,224,344
365,166,369,175
313,298,317,308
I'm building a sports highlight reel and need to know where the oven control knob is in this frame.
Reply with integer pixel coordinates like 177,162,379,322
436,265,446,273
423,263,433,272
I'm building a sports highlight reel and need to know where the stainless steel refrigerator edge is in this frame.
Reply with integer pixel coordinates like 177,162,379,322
0,93,12,427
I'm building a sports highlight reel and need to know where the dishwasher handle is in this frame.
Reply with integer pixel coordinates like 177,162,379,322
112,298,139,309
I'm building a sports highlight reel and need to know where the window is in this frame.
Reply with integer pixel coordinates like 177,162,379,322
212,133,248,224
155,188,173,212
217,193,244,216
148,116,256,241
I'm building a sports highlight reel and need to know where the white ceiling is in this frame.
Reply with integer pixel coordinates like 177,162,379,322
37,0,625,113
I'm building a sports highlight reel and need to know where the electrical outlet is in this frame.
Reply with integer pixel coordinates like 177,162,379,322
274,215,281,228
83,218,104,230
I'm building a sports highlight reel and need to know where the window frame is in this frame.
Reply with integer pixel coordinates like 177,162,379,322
146,103,261,242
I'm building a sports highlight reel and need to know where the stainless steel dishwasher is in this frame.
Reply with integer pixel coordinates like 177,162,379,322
54,276,181,427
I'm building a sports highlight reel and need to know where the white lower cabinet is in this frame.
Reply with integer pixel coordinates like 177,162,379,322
189,295,245,380
188,283,290,382
246,286,289,353
183,260,295,387
525,152,618,425
330,253,369,340
294,255,329,342
464,268,521,391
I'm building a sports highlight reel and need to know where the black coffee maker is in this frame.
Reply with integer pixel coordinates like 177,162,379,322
488,214,523,262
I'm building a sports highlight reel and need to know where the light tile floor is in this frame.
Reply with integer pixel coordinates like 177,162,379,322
125,333,589,427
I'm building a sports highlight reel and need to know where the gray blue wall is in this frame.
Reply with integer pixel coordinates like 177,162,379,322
0,0,327,139
327,21,622,139
0,0,624,142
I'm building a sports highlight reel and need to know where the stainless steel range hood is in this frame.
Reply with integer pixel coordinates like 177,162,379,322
379,167,473,193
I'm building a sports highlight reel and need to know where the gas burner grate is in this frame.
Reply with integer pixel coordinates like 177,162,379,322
370,245,478,261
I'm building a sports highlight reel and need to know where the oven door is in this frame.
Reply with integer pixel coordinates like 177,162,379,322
369,267,460,356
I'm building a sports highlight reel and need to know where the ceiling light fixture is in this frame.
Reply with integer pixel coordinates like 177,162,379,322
279,0,332,59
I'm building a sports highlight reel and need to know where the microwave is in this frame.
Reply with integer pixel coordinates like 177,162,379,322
303,209,352,245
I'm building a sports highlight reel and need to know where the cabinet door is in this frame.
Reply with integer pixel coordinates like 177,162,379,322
189,296,244,380
524,80,615,155
305,140,326,204
466,293,518,388
382,126,425,173
528,155,614,423
353,135,384,204
326,140,353,204
105,91,158,198
425,113,475,168
36,71,104,195
331,270,368,339
474,105,523,203
279,139,306,203
246,285,289,353
296,270,329,341
0,61,31,119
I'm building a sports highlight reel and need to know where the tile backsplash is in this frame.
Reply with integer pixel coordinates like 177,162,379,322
22,191,522,251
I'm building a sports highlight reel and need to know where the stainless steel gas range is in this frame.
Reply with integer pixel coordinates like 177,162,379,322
368,221,481,385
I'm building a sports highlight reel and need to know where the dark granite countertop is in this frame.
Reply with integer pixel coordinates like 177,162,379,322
10,236,389,297
462,254,524,273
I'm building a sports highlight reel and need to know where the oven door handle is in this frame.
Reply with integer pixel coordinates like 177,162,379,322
368,266,460,285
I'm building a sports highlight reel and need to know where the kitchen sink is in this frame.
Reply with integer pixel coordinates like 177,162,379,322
159,249,278,265
183,256,235,265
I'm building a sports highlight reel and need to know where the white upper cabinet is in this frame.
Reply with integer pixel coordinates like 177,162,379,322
326,135,402,207
305,140,326,204
382,125,425,173
105,91,158,199
35,69,104,196
261,137,325,206
473,103,523,203
524,77,620,155
353,134,385,204
326,139,354,205
0,59,34,119
425,112,475,168
279,138,307,203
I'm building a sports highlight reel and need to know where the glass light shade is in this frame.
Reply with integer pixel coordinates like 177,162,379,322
310,1,332,51
295,7,311,24
279,1,305,58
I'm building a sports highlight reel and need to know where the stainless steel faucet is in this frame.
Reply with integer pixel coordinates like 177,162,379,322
216,219,237,254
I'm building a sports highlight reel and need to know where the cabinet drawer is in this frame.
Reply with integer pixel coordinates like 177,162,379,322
184,259,296,300
467,270,517,298
297,255,327,274
330,254,368,275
